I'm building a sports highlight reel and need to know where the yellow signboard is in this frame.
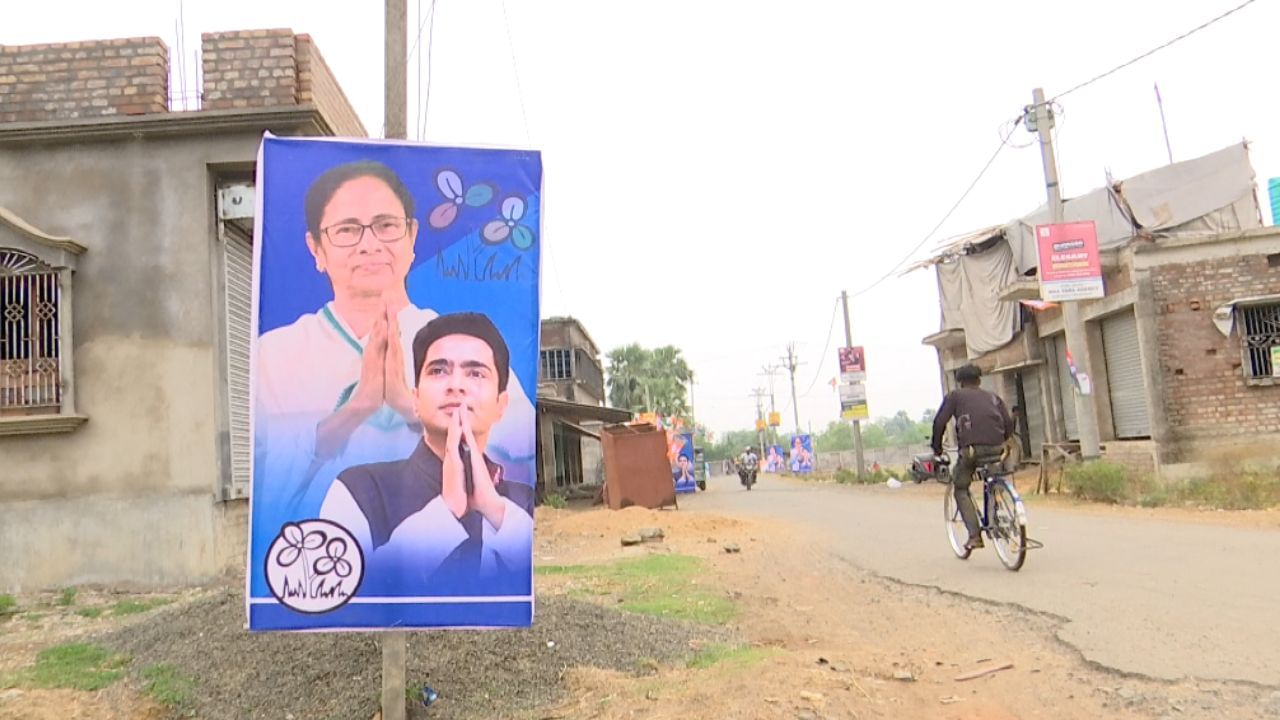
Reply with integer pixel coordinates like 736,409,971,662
841,403,869,421
755,418,767,431
767,411,781,427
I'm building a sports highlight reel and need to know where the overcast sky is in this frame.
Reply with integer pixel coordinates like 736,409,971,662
7,0,1278,436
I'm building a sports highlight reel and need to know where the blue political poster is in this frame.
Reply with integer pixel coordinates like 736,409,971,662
764,444,785,473
672,432,697,494
247,135,541,631
789,434,814,474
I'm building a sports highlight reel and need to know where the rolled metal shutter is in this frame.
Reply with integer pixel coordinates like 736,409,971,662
1055,335,1079,441
1102,312,1150,438
223,226,253,499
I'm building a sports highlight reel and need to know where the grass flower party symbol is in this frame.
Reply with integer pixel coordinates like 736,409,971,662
428,169,495,229
482,196,537,250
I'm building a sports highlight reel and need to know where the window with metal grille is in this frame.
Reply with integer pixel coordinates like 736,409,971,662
541,348,573,380
1240,302,1280,380
1,249,61,411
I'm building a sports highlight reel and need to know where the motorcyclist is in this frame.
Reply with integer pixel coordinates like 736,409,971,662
736,446,759,486
930,364,1015,551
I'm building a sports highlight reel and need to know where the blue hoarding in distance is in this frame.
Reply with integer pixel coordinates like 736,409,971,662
789,434,814,474
672,432,697,494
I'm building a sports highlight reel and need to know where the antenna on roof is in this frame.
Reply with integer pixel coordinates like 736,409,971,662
1154,82,1173,165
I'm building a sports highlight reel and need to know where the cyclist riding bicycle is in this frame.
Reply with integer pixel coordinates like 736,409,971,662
930,364,1015,551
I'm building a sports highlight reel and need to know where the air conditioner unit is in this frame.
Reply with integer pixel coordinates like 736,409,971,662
217,184,255,221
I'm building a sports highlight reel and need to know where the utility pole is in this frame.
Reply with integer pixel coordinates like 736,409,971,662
384,0,408,140
688,371,696,426
382,1,408,718
1031,88,1100,460
840,290,866,480
750,387,768,453
780,344,804,434
759,364,780,444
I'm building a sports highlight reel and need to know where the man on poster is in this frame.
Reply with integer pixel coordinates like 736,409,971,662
672,454,695,484
319,312,534,584
254,160,536,518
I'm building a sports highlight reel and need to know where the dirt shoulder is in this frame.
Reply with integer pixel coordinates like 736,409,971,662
3,504,1277,719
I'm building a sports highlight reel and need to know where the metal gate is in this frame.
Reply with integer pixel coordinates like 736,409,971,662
0,251,61,411
1054,335,1079,441
1101,311,1150,438
222,224,253,499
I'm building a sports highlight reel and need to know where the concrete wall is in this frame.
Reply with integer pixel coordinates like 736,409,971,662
0,131,263,591
813,445,929,473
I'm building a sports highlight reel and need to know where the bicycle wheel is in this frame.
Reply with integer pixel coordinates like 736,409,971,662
943,486,971,560
989,480,1027,571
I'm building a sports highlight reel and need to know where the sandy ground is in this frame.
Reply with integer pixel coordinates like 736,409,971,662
535,503,1277,720
2,502,1277,719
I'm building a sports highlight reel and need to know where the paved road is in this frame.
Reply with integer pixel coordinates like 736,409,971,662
686,473,1280,686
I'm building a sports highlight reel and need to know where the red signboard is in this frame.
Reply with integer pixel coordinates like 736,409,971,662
838,346,865,375
1035,221,1104,301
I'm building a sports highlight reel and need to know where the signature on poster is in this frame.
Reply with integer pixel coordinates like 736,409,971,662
436,238,526,282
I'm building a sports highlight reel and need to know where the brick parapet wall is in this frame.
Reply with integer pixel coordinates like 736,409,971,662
200,29,297,110
0,37,169,122
294,34,366,137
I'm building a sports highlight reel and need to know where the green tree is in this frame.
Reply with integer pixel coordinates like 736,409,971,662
814,421,854,452
605,343,692,417
703,429,761,462
861,423,889,448
811,411,933,453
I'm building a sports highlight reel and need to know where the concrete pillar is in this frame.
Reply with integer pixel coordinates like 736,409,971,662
1086,320,1117,442
1133,272,1173,465
1045,337,1066,443
538,411,557,497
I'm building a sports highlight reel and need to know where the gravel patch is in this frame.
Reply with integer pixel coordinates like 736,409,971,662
96,586,731,720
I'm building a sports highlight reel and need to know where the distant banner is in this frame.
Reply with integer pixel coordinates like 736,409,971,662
764,444,785,473
837,346,866,383
767,411,781,427
1035,221,1104,301
247,135,542,632
672,432,697,494
789,434,814,474
837,346,869,421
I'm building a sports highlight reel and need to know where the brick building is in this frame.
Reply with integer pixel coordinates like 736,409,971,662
0,29,364,592
535,317,631,496
918,143,1280,475
1142,233,1280,458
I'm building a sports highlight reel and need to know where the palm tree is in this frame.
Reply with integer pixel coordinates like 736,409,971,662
605,344,693,417
606,344,649,411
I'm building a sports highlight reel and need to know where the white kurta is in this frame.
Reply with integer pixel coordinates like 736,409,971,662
254,303,536,514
